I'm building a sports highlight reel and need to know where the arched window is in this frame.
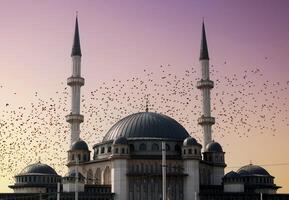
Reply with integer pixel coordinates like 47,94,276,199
139,143,147,151
194,149,197,155
152,143,159,151
174,144,181,153
165,144,170,151
94,168,101,184
188,149,192,154
103,166,111,185
130,144,135,152
108,146,111,153
71,154,75,161
87,169,93,184
101,147,105,154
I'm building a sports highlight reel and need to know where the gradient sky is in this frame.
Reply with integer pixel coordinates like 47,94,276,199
0,0,289,193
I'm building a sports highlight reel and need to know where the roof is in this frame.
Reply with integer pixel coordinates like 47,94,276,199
237,164,271,176
19,162,58,175
205,141,223,152
113,136,128,145
199,21,209,60
102,112,190,142
71,16,82,56
71,139,89,151
183,137,200,146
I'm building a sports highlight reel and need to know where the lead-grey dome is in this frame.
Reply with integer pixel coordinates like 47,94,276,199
113,136,128,145
183,137,199,146
103,112,190,141
205,141,223,152
20,162,58,175
71,139,89,151
237,164,271,176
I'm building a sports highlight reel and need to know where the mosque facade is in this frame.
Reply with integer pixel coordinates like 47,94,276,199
3,17,288,200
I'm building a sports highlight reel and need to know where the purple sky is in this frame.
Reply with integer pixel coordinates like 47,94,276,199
0,0,289,193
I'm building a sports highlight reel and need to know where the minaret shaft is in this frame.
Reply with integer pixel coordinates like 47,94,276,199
197,23,215,149
66,18,84,147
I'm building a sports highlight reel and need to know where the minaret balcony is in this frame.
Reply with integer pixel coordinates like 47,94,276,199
198,116,215,125
67,77,85,86
66,114,84,123
196,79,214,89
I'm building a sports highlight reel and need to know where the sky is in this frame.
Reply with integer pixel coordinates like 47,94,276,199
0,0,289,193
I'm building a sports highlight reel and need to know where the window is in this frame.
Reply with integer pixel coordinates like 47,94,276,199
83,154,87,161
183,149,186,154
165,144,170,151
78,154,81,161
129,144,135,152
188,149,192,154
101,147,105,153
122,148,125,154
108,146,111,153
194,149,197,155
175,144,181,153
115,148,119,153
72,154,75,160
152,143,159,151
139,143,147,151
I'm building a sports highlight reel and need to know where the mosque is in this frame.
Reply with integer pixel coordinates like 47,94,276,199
3,17,288,200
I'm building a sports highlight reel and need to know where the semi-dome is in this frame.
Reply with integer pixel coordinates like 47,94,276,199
19,162,58,175
71,139,89,151
224,171,241,178
183,137,199,146
103,112,190,141
205,141,223,152
237,164,271,176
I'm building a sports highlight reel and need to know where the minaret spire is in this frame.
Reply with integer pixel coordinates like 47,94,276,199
71,15,82,57
200,21,209,60
197,21,215,150
66,16,85,147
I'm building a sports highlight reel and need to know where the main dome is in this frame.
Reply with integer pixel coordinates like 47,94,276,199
103,112,190,141
237,164,271,176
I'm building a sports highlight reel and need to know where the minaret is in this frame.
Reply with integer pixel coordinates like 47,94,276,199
197,21,215,149
66,16,84,146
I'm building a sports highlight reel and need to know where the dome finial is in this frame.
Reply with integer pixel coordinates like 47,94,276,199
145,95,149,112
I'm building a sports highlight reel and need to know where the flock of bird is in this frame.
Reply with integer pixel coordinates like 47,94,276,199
0,64,288,183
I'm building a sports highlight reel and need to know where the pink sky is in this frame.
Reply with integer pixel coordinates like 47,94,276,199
0,0,289,193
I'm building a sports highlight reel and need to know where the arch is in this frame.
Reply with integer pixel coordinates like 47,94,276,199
87,169,93,184
152,143,159,151
174,144,181,153
129,144,135,152
139,143,147,151
165,144,170,151
94,168,101,184
103,166,111,185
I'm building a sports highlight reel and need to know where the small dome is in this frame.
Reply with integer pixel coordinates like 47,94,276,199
205,141,223,152
65,170,85,179
20,162,58,175
237,164,271,176
113,136,128,145
224,171,240,178
103,112,190,141
71,139,89,151
183,137,199,146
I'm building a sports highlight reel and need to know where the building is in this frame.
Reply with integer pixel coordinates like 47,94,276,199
4,17,289,200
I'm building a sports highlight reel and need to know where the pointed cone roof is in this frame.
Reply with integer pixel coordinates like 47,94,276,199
71,16,82,57
199,21,209,60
